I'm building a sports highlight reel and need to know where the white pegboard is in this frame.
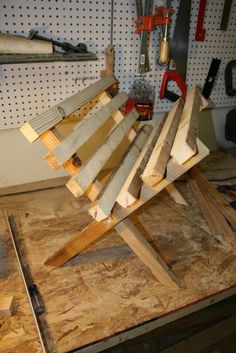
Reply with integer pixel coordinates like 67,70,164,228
0,0,236,130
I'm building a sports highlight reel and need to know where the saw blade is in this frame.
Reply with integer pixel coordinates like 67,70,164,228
170,0,192,80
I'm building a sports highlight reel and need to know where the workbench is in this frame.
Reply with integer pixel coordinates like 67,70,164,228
1,149,236,353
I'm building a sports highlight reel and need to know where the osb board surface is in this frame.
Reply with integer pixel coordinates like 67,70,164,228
0,167,236,353
0,214,42,353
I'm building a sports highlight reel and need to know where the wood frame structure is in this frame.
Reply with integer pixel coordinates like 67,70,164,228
21,76,210,289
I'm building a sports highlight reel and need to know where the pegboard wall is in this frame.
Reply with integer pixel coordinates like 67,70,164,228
0,0,236,130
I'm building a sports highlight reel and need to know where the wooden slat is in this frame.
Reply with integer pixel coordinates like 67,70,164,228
117,113,167,208
170,86,202,165
86,179,178,286
20,75,116,142
189,167,236,231
45,92,128,169
40,128,79,176
66,108,139,198
165,183,188,206
188,176,236,248
98,91,137,142
44,139,209,267
89,125,152,221
142,98,184,187
115,219,179,288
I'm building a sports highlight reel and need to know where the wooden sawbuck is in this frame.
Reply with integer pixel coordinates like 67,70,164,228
21,75,210,289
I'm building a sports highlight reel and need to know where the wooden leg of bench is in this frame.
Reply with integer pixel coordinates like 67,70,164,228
166,183,189,206
87,180,179,287
115,218,179,288
45,140,208,267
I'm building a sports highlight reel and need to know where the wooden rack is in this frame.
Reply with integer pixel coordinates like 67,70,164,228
21,76,210,289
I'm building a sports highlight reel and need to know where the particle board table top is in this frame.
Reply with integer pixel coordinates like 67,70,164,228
0,150,236,353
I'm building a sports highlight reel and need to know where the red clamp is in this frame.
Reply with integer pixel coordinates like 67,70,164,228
160,71,187,102
135,6,172,34
195,0,207,41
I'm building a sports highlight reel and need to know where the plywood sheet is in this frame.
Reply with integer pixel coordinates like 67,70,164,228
0,176,236,352
0,212,42,353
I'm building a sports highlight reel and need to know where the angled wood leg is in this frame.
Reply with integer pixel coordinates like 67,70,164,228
166,183,189,206
44,140,208,267
115,219,179,288
86,180,179,287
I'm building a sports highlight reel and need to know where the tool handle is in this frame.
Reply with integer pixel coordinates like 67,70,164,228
28,284,45,315
158,38,170,65
195,0,207,41
160,71,187,101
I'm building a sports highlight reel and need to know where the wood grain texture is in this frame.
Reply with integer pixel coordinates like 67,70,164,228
89,125,152,221
0,212,42,353
100,44,115,77
165,183,188,206
188,176,236,248
0,296,15,317
142,98,184,187
66,108,139,198
45,92,128,169
171,86,202,165
45,139,209,267
1,154,236,353
189,167,236,231
98,91,137,142
20,75,117,142
40,128,79,176
86,178,178,286
116,113,167,208
115,219,179,288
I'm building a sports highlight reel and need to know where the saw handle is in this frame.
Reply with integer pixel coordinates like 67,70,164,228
158,38,170,65
160,71,187,102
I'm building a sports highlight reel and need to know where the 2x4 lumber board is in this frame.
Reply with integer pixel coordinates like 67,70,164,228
117,113,167,208
170,85,202,165
20,75,117,142
45,92,128,169
115,219,179,288
160,314,236,353
89,125,152,221
66,108,139,198
165,183,188,206
142,98,184,187
86,178,179,287
188,176,236,248
189,167,236,231
98,91,136,141
40,128,79,176
0,296,15,317
44,138,209,267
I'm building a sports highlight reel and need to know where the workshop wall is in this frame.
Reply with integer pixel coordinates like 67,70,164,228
0,0,236,130
0,0,235,188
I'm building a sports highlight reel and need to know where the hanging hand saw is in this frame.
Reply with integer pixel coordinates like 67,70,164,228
160,0,191,101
